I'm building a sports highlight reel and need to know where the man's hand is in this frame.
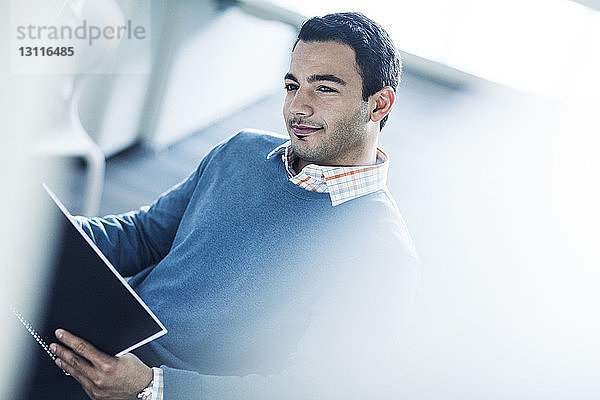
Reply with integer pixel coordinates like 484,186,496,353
50,329,153,400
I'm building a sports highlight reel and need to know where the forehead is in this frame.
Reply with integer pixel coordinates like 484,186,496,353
289,40,361,83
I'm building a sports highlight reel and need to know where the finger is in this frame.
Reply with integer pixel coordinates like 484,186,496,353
55,329,111,366
50,342,95,378
55,357,97,397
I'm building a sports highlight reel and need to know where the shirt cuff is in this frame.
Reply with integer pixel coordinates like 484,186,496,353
149,367,164,400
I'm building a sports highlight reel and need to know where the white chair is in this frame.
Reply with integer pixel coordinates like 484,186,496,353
36,77,105,217
33,0,126,216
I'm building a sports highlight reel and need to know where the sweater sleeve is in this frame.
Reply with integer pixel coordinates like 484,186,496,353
73,168,199,277
73,139,226,277
159,250,420,400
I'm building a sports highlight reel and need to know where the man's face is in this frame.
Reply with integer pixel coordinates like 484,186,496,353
283,40,373,168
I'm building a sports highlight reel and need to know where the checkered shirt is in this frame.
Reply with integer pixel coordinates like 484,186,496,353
267,141,389,206
149,367,163,400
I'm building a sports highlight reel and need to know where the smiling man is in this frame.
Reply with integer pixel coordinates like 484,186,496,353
40,12,419,400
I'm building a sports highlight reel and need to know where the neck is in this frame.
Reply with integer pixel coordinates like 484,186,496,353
295,145,378,172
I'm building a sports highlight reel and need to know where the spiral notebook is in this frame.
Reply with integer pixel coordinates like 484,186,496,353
12,185,167,367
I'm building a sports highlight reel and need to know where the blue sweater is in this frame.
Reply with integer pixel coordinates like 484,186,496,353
77,130,419,399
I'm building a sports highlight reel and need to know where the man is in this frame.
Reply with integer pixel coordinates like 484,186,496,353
46,12,419,399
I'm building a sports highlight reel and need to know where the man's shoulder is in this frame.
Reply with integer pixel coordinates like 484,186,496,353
337,190,419,261
224,129,288,151
199,129,288,167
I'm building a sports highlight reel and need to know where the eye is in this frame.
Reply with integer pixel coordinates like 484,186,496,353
284,83,298,91
317,86,337,93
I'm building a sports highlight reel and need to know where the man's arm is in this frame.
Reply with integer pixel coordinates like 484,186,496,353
74,168,198,277
51,250,419,399
161,251,420,400
74,138,227,277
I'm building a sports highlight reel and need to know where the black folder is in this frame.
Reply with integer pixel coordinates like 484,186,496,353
15,185,167,367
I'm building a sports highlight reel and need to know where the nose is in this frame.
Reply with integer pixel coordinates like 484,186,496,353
287,87,313,117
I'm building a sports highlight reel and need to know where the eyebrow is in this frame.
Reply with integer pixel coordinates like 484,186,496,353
284,73,347,86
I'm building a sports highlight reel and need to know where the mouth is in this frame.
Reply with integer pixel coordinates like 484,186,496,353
291,124,323,137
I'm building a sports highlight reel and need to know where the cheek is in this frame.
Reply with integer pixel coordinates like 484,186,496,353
282,97,291,118
327,102,364,131
319,101,349,127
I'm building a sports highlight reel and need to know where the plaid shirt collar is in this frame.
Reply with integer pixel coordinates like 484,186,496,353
267,141,389,206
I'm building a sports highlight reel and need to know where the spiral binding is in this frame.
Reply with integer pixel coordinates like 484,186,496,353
11,305,57,361
10,305,70,376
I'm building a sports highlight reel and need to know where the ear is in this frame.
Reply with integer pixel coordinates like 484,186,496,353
369,86,396,124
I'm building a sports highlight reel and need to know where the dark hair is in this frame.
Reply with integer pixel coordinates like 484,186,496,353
294,12,401,130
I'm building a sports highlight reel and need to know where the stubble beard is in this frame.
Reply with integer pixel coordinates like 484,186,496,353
291,101,371,166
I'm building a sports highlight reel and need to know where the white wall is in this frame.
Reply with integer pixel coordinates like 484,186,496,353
77,0,153,156
150,7,297,149
379,73,600,399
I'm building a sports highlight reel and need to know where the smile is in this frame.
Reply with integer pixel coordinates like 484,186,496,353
291,125,323,136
